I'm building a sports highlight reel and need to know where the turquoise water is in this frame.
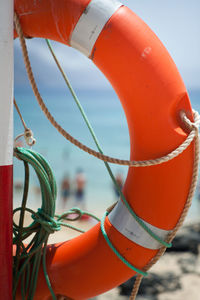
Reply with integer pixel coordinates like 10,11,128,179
14,88,200,220
14,89,129,213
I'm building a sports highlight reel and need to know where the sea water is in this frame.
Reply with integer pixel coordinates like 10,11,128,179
13,88,200,221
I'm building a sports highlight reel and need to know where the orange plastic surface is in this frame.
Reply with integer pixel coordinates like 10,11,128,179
14,1,194,299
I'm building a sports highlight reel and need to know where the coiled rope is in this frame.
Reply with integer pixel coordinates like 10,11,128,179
13,147,100,300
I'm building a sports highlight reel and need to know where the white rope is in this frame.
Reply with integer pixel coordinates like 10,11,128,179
130,110,200,167
14,12,200,167
130,109,200,300
14,98,36,147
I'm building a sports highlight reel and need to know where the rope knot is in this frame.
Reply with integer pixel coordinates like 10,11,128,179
24,128,36,146
32,208,61,234
180,110,200,133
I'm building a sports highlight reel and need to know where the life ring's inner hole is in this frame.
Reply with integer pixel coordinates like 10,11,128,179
14,38,130,229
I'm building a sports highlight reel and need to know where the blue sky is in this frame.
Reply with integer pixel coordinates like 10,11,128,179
14,0,200,91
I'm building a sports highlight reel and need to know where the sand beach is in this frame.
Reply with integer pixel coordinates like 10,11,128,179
13,199,200,300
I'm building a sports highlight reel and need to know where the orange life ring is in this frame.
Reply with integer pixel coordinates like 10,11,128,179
14,0,194,299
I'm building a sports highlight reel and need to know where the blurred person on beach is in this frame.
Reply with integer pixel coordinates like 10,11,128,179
74,168,86,210
113,171,124,199
14,180,23,191
61,174,71,209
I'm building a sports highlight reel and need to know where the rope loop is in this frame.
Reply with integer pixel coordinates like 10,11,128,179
56,207,83,222
14,128,36,147
13,207,38,233
181,109,200,133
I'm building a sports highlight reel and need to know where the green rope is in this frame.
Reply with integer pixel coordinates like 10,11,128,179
101,212,147,276
13,147,99,300
13,147,57,300
45,39,172,249
13,38,173,300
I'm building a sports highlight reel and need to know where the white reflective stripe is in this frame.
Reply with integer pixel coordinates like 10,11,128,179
70,0,122,57
0,0,13,166
108,200,171,250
